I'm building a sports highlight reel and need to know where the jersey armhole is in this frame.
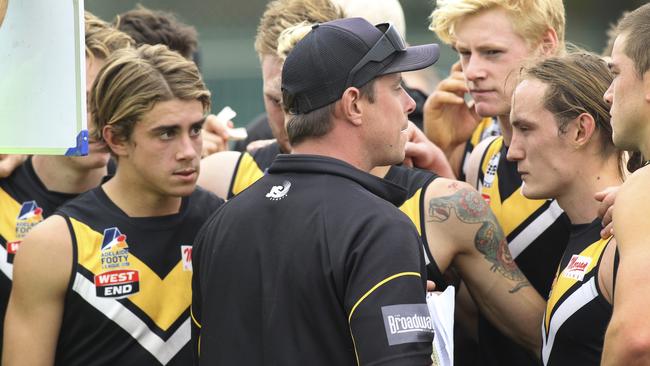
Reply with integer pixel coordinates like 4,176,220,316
59,214,79,298
417,176,447,290
466,136,498,189
227,153,247,200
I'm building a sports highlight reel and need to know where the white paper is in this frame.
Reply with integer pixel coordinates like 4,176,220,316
427,286,455,366
214,106,247,141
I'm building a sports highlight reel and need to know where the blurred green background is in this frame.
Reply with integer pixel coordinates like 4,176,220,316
87,0,642,127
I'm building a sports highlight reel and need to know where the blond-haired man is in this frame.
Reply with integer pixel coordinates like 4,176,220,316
426,1,570,365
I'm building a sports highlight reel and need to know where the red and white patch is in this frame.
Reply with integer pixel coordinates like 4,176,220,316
6,241,21,255
481,193,491,205
561,255,592,281
181,245,192,272
94,269,140,298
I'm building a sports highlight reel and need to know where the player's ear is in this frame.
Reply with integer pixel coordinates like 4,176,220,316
572,113,596,148
338,86,364,127
103,125,129,157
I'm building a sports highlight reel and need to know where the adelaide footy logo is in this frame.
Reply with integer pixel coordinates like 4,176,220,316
15,201,43,238
95,227,139,298
8,201,44,263
100,227,131,269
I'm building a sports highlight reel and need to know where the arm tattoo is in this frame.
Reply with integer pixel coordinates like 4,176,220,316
427,188,530,293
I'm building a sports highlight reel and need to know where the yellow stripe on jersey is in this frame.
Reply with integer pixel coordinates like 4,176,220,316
347,271,422,322
347,271,423,366
469,117,496,147
231,152,264,196
399,188,423,236
0,188,20,241
71,218,191,331
544,237,610,331
480,137,546,236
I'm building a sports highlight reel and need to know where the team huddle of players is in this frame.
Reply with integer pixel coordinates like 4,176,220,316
1,0,649,365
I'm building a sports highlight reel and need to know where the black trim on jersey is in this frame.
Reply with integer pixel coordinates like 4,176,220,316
592,239,614,311
62,215,80,297
612,247,620,302
495,144,522,201
228,153,247,199
251,141,281,173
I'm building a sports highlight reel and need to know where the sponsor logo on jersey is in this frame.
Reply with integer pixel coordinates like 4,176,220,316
482,152,500,188
181,245,192,271
381,304,435,345
94,269,139,298
6,240,21,264
266,180,291,201
561,254,592,281
15,201,44,238
100,227,131,269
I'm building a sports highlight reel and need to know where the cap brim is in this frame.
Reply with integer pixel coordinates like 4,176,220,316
379,44,440,76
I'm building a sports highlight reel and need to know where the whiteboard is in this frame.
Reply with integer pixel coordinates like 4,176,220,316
0,0,87,155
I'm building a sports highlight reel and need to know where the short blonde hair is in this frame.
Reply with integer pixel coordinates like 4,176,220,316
85,11,134,60
276,22,313,61
254,0,344,58
331,0,406,38
90,44,211,144
430,0,565,50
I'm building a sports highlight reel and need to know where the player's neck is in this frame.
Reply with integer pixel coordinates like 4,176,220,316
292,133,373,172
101,167,183,218
32,155,105,194
370,165,391,178
557,156,623,225
496,114,513,147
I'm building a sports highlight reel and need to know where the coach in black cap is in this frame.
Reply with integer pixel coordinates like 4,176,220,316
192,17,440,366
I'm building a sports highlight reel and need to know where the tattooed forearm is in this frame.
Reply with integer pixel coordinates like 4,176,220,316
427,188,530,293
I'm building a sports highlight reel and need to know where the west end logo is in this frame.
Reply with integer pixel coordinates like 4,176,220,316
15,201,43,239
100,227,131,269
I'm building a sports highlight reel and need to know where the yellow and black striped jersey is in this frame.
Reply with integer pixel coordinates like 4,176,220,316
54,186,223,365
476,136,570,366
459,117,501,181
542,219,613,366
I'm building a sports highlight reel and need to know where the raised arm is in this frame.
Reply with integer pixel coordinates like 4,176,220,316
423,179,544,354
3,215,72,366
422,62,481,177
602,169,650,365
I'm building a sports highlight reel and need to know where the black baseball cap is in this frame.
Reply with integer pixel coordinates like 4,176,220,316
281,17,440,114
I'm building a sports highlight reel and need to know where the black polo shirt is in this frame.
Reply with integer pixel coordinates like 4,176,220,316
192,154,433,365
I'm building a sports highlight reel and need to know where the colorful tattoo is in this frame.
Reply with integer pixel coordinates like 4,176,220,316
428,188,529,293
